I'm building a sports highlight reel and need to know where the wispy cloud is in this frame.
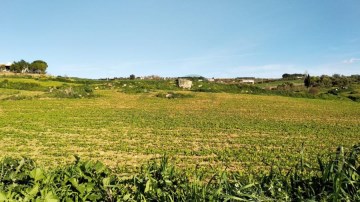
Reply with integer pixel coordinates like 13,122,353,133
343,58,360,64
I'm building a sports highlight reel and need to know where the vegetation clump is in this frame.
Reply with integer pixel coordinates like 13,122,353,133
114,80,179,93
348,94,360,102
0,145,359,201
7,59,48,74
48,84,94,98
0,79,46,91
155,92,194,99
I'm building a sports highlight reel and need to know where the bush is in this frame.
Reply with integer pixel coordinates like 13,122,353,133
115,80,179,94
48,85,94,98
308,87,319,95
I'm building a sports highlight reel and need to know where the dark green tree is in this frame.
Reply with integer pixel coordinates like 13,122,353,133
320,75,332,87
30,60,48,74
282,73,290,79
129,74,135,80
282,73,305,80
304,74,311,88
10,60,30,73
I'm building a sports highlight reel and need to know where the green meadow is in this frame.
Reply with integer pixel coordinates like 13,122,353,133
0,77,358,171
0,76,359,201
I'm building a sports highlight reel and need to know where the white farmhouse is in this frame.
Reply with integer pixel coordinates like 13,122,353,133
0,62,13,72
241,79,255,84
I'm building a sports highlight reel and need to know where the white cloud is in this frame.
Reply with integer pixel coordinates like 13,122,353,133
343,58,360,64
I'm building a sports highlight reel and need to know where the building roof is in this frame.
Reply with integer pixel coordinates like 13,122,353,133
5,62,13,66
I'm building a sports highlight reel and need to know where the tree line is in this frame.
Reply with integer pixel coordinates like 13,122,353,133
0,59,48,74
281,72,359,88
304,74,360,88
282,73,305,80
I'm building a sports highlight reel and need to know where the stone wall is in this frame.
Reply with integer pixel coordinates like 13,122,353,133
177,79,192,89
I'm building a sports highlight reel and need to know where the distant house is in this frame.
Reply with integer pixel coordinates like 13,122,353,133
241,79,255,84
236,77,255,84
0,62,12,72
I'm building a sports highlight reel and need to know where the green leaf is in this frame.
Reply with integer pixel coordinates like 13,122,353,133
123,194,131,201
145,179,152,193
69,178,86,194
24,184,39,200
103,177,111,187
65,197,74,202
87,194,102,201
69,178,79,187
165,179,172,186
29,184,40,196
30,168,45,181
86,183,95,192
44,191,59,202
0,191,7,201
15,158,25,173
94,161,107,174
238,183,255,191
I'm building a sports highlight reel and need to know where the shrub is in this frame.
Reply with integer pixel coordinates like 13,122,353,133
116,80,180,94
48,85,94,98
308,87,319,95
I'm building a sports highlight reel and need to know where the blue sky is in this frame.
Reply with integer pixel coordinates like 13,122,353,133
1,1,359,78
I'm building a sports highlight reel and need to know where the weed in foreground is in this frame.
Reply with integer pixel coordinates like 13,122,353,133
0,144,359,201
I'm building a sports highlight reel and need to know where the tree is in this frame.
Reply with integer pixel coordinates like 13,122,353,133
282,73,290,79
310,76,320,87
129,74,135,80
0,64,5,71
337,77,349,87
350,75,360,82
30,60,48,74
282,73,305,80
320,75,332,87
10,60,30,73
304,74,311,88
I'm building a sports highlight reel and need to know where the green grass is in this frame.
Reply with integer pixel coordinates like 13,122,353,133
0,77,359,200
0,89,358,173
0,77,71,87
0,88,44,99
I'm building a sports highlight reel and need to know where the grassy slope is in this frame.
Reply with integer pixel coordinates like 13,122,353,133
0,88,45,99
254,79,304,88
0,77,70,87
0,87,358,173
